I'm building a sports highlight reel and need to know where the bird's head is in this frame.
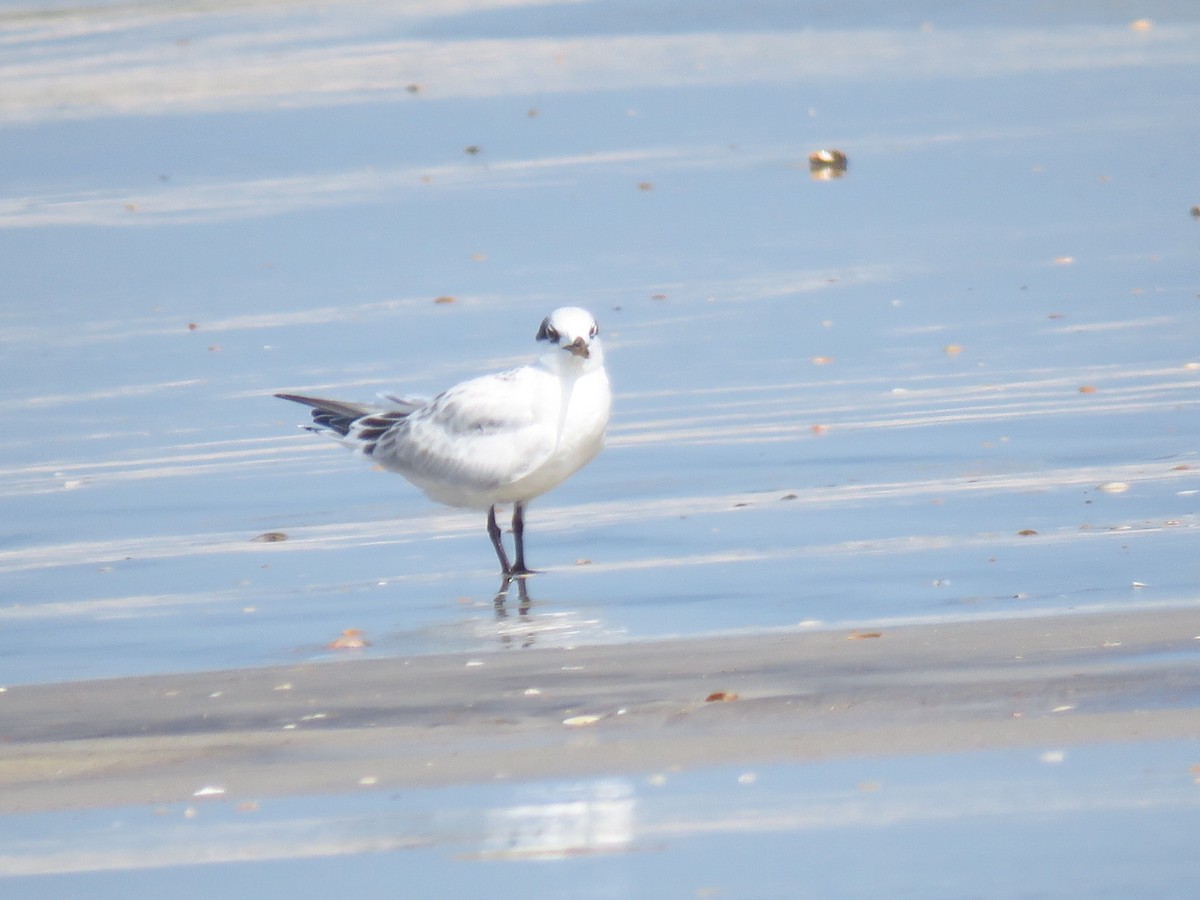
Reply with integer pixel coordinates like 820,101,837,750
536,307,602,363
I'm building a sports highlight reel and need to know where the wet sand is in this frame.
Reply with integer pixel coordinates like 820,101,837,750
4,604,1197,816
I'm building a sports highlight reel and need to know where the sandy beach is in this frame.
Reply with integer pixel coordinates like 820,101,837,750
4,604,1197,816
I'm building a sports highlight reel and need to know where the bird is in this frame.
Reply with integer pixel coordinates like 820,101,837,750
275,306,611,579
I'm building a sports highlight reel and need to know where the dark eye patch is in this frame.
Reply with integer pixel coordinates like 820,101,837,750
536,318,559,342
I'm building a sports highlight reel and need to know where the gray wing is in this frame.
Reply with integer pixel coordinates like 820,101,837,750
371,366,558,492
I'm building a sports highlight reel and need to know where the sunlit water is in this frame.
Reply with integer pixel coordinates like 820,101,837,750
2,0,1199,686
4,741,1199,898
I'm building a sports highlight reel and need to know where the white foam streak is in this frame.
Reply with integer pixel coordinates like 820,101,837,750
2,18,1197,126
0,462,1193,582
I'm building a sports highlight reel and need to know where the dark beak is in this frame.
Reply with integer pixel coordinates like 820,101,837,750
565,337,590,358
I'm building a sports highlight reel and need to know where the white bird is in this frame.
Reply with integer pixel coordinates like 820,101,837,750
275,306,612,579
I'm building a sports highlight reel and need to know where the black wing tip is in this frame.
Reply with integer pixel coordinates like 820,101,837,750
273,393,352,437
273,393,410,444
274,392,314,405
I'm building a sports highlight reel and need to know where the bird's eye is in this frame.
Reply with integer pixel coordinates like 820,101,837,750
536,318,559,343
589,323,599,338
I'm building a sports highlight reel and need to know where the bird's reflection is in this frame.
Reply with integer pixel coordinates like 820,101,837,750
483,574,614,650
493,575,534,647
493,574,532,615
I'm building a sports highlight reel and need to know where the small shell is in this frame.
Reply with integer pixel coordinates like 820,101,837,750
808,149,848,179
328,629,369,649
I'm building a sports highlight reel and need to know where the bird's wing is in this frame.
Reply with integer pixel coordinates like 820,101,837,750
274,393,382,437
275,392,418,456
377,393,426,413
372,366,559,492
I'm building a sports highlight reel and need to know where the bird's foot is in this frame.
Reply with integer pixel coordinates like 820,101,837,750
502,565,539,581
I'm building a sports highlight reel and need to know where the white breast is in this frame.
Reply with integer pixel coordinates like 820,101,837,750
370,354,611,509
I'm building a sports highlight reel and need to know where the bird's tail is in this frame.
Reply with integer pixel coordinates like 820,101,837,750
275,392,420,458
274,393,377,437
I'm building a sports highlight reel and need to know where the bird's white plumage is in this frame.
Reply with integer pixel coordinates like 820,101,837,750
281,306,611,511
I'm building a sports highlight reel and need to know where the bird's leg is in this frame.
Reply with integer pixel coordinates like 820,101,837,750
510,501,537,577
487,505,513,576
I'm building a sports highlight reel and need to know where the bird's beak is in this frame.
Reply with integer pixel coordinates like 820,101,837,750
565,337,590,358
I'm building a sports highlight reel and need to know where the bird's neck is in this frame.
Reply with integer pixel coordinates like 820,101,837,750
541,349,603,378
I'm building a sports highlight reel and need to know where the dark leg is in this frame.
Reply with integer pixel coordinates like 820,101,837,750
487,505,512,575
510,501,537,576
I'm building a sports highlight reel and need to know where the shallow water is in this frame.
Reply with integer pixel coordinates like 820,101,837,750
5,741,1199,898
3,0,1198,685
1,1,1199,893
